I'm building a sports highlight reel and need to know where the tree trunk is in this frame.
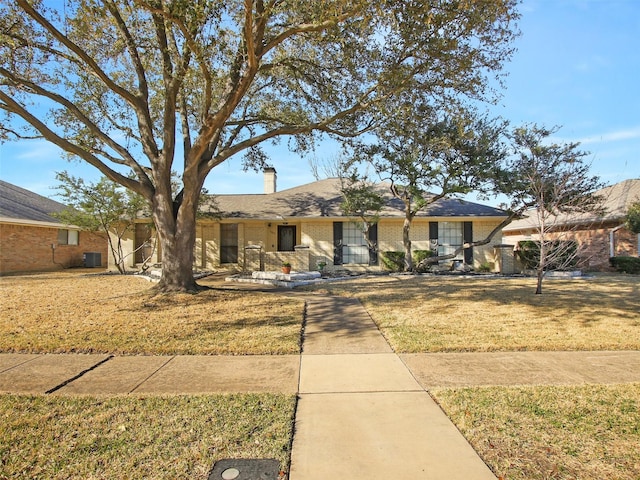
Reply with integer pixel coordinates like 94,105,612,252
535,269,543,294
403,216,413,272
157,233,199,292
151,192,200,293
535,241,547,294
105,234,124,274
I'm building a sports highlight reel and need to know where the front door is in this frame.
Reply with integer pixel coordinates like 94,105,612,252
278,225,296,251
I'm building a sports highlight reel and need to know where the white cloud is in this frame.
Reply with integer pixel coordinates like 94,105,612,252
577,126,640,144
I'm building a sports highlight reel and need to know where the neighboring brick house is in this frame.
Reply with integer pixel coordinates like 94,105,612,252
0,180,108,274
502,179,640,271
118,169,510,272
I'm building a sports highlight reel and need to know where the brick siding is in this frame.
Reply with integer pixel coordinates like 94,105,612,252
0,223,108,274
507,224,639,272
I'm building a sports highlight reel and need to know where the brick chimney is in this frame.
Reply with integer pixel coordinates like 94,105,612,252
264,167,277,194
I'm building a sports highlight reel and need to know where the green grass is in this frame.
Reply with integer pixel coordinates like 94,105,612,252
0,393,295,479
431,383,640,480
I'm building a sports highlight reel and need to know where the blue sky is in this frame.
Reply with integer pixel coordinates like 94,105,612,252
1,0,638,204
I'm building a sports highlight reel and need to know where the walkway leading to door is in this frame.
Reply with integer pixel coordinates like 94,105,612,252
289,295,497,480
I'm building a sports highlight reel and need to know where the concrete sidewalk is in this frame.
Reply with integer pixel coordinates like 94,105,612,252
3,349,637,395
2,291,640,479
0,353,300,395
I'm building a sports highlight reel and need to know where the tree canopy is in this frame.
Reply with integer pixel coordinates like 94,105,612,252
625,201,640,234
0,0,520,290
360,107,509,270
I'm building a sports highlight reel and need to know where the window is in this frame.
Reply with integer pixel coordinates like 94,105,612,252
57,229,79,245
220,223,238,264
342,222,369,264
438,222,463,259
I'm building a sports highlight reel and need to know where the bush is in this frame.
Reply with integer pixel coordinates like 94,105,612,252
413,250,433,264
477,262,494,273
516,240,578,271
609,256,640,274
382,250,435,272
381,251,405,272
413,249,434,273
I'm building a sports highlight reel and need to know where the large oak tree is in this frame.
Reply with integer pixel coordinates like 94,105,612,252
0,0,519,291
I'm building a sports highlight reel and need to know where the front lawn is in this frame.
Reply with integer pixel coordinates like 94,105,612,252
0,271,304,355
308,274,640,352
306,273,640,479
431,383,640,480
0,393,295,479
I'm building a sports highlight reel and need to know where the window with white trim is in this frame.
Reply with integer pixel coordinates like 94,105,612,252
342,222,369,264
438,222,463,259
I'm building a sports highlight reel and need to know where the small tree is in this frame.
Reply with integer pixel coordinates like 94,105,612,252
53,171,149,273
501,125,605,294
625,201,640,234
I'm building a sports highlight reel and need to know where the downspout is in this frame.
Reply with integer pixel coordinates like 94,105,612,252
609,224,625,258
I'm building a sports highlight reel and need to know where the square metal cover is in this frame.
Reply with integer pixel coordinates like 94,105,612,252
208,459,281,480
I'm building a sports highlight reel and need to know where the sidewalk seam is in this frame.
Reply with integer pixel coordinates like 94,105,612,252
299,389,425,395
45,355,114,394
0,354,42,374
128,355,176,394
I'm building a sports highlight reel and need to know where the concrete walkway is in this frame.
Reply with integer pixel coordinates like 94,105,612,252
1,291,640,479
289,296,496,479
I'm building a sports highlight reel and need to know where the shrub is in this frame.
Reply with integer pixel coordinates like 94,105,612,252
413,249,434,273
609,256,640,274
381,251,405,272
413,250,433,264
516,240,578,271
382,250,435,272
477,262,494,273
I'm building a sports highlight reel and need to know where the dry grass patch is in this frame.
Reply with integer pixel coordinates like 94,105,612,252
431,383,640,480
0,393,295,479
310,274,640,352
0,271,303,355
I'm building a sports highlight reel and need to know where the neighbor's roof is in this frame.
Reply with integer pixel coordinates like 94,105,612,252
0,180,67,225
210,177,507,220
503,178,640,232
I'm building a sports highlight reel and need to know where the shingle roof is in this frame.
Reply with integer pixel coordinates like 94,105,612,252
0,180,66,224
598,179,640,219
503,178,640,232
211,177,507,219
